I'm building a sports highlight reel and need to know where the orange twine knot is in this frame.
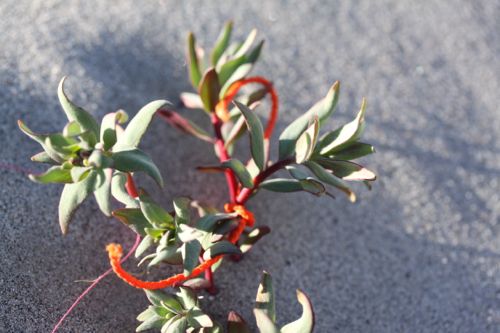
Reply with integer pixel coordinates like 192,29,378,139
105,204,255,290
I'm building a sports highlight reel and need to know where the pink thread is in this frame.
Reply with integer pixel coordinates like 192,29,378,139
51,233,141,333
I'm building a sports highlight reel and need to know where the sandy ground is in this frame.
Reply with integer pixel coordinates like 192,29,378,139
1,1,499,332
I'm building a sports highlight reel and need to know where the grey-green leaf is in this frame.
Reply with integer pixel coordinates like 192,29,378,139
111,148,163,187
253,309,279,333
280,290,315,333
211,21,233,66
328,142,375,160
315,158,376,181
255,271,276,323
139,193,174,229
112,208,151,236
279,81,339,160
182,240,202,276
295,117,319,164
58,77,99,146
233,101,265,170
93,168,113,216
58,170,97,234
187,32,202,89
318,98,367,155
164,316,187,333
203,241,241,260
30,151,57,164
29,166,72,184
100,110,128,151
136,315,165,332
114,100,170,151
240,226,271,254
304,160,356,202
221,159,254,188
111,172,138,208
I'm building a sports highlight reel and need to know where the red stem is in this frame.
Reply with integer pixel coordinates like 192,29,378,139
125,173,139,198
211,113,238,203
236,158,294,204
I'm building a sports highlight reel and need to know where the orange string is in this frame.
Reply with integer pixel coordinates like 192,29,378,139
215,76,278,139
106,204,254,290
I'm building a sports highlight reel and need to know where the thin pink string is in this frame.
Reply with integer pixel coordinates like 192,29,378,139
51,233,141,333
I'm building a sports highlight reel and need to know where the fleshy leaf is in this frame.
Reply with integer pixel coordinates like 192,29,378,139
135,235,155,258
111,148,163,187
255,271,276,322
163,315,187,333
182,240,202,276
114,100,170,151
58,170,97,234
318,98,367,155
93,168,113,216
295,117,319,164
315,158,376,181
280,290,315,333
253,309,279,333
139,193,175,229
111,172,138,208
203,241,241,260
240,226,271,254
57,77,99,146
218,55,247,87
227,311,251,333
187,32,202,89
187,307,213,328
221,159,254,188
328,142,375,160
30,151,57,164
28,166,72,184
233,101,265,170
279,81,339,159
304,161,355,202
136,315,166,332
198,68,220,113
112,208,151,236
173,197,191,226
100,110,128,151
180,92,204,109
211,21,233,66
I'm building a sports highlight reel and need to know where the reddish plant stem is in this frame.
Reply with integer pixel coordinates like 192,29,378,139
211,113,238,203
125,173,139,198
236,157,294,204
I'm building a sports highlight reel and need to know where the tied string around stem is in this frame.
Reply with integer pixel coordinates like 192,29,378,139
106,204,254,290
215,76,278,139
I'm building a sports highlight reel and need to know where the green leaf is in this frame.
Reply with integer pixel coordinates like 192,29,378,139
135,235,154,258
279,81,340,159
111,148,164,187
211,21,233,66
173,197,191,226
136,315,165,332
62,121,84,137
224,115,247,149
233,101,265,170
253,309,279,333
219,63,253,98
28,166,72,184
114,100,170,151
328,142,375,160
221,159,254,188
259,178,303,192
57,77,99,146
182,240,202,276
218,55,247,87
163,315,187,333
295,117,319,164
58,170,97,234
139,193,175,229
240,226,271,254
196,213,236,232
100,110,128,151
203,241,241,260
315,158,376,181
148,246,182,267
280,290,315,333
94,168,112,216
187,32,202,89
318,98,367,155
111,172,138,208
157,109,213,143
145,289,182,309
187,307,213,328
137,306,156,321
227,311,251,333
233,29,257,59
176,287,198,309
255,271,276,322
30,151,57,164
70,166,91,182
112,208,151,236
198,68,221,113
304,161,356,202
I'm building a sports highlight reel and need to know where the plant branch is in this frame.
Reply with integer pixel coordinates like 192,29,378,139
236,157,294,204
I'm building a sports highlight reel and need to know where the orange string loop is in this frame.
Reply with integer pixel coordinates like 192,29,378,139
106,204,255,290
215,76,278,139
